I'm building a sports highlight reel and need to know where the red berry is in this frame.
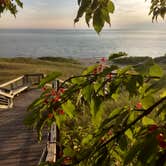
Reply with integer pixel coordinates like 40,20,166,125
100,57,107,63
100,137,106,143
45,93,50,97
51,89,56,96
42,86,46,91
136,102,142,109
59,109,65,115
48,113,54,119
54,96,60,102
159,141,166,149
59,88,65,94
93,68,97,74
108,130,113,136
44,99,48,104
106,73,112,79
63,156,72,165
98,64,103,72
156,133,165,142
148,124,158,132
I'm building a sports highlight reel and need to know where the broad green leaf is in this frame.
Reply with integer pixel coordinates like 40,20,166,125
62,100,75,118
82,85,94,102
134,58,154,75
149,64,163,77
15,0,23,7
141,95,155,109
146,75,166,93
93,8,105,33
71,77,85,85
117,65,132,75
82,64,98,75
101,8,110,24
142,116,155,126
82,134,93,145
101,65,119,75
125,129,133,141
160,90,166,98
107,0,115,13
109,108,121,119
90,98,103,126
39,72,61,88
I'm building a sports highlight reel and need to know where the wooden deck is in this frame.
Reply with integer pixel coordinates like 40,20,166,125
0,89,47,166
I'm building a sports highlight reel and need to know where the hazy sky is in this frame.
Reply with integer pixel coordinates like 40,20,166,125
0,0,165,29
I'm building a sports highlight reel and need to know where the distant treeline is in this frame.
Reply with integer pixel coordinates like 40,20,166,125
38,57,80,64
111,53,166,65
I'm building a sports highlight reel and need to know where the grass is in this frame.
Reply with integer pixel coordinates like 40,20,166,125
0,55,165,84
38,56,80,64
0,57,84,84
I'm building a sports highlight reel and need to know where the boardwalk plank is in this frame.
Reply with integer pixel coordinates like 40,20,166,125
0,89,47,166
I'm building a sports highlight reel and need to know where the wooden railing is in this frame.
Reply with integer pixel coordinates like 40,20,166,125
0,73,44,109
39,79,63,165
0,74,63,164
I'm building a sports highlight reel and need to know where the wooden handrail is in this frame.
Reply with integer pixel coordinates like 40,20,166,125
0,76,24,88
0,91,13,98
0,73,44,109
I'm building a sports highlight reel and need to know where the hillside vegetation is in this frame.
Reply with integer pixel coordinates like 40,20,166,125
0,57,83,84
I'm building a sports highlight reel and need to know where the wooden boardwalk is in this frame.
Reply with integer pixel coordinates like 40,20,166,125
0,89,47,166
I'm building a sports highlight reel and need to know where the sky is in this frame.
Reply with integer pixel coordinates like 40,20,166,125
0,0,165,29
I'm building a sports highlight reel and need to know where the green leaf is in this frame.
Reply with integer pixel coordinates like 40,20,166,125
39,72,61,88
82,64,98,75
82,134,93,145
82,85,94,102
134,58,154,75
107,0,115,13
142,116,155,126
62,100,75,118
149,64,163,77
102,65,119,76
117,65,132,75
141,95,155,109
125,129,133,141
109,108,121,119
90,98,103,126
93,8,105,33
15,0,23,8
71,77,85,85
146,75,166,93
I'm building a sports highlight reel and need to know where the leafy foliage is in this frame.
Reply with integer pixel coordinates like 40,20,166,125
148,0,166,21
74,0,115,33
1,0,166,33
26,53,166,166
0,0,23,16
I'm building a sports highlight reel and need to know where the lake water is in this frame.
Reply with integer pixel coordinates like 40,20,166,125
0,29,165,58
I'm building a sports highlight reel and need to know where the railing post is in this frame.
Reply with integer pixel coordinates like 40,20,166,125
52,80,60,161
23,75,28,86
46,80,60,163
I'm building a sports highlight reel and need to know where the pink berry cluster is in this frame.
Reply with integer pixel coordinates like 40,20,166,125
148,124,166,149
93,57,112,80
41,86,65,118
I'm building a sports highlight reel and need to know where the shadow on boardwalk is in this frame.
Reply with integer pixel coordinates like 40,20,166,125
0,89,47,166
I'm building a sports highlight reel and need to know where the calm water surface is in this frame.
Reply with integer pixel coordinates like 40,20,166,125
0,29,165,58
